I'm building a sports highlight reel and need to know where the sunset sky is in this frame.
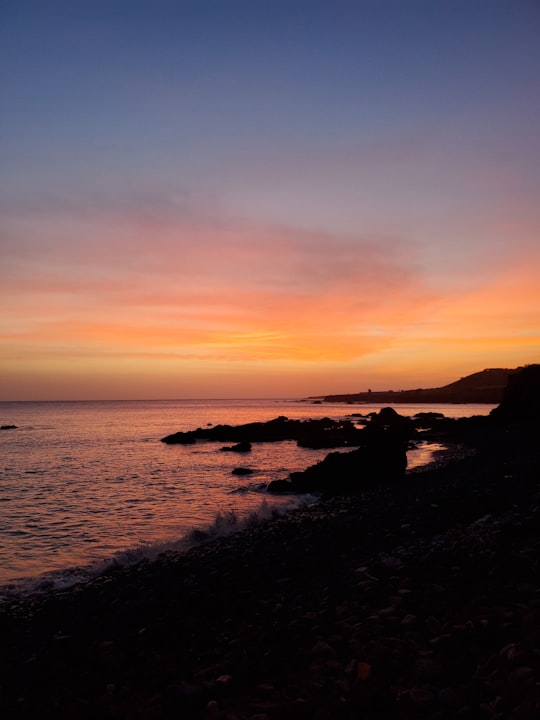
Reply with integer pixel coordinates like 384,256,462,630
1,0,539,400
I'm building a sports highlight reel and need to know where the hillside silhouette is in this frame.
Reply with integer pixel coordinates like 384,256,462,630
318,367,523,404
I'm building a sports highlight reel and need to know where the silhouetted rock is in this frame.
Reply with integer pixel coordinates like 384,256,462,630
296,418,364,448
231,467,254,475
490,364,540,423
221,441,252,453
162,416,363,447
1,424,17,430
266,478,295,493
368,407,416,439
268,427,407,496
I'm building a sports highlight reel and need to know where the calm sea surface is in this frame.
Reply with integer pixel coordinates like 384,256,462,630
0,399,494,593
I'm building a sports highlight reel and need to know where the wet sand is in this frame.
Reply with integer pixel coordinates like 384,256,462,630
1,421,539,719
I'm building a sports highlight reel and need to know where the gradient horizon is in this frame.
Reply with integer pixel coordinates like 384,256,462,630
1,1,539,401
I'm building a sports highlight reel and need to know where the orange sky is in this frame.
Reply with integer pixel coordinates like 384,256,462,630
1,2,539,400
1,209,539,399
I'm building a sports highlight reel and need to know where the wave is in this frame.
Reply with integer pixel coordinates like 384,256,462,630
0,495,318,604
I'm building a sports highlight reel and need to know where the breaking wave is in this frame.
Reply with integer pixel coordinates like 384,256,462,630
0,495,317,604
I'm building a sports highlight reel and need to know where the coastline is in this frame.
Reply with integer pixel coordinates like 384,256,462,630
1,420,539,719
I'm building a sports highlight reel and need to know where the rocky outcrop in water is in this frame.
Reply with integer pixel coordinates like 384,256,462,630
161,416,364,448
268,422,409,496
220,442,252,453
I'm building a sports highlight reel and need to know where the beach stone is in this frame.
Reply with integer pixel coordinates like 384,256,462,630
401,613,417,627
311,640,336,659
438,686,467,710
408,686,436,706
412,657,444,681
176,682,204,697
510,666,535,685
312,711,333,720
425,616,443,635
216,674,233,684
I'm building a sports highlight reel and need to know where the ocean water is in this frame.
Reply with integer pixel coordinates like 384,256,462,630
0,399,494,594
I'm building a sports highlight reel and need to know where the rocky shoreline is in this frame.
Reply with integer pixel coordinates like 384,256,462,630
1,413,539,719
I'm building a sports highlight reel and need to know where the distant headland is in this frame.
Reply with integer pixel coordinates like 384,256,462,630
311,366,527,404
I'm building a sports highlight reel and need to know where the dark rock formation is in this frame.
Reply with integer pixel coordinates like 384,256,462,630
268,426,408,496
220,441,252,453
490,364,540,423
296,419,364,448
162,416,364,448
231,467,254,475
0,424,17,430
367,406,416,439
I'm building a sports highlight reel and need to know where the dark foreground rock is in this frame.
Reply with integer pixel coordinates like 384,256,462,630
1,421,539,720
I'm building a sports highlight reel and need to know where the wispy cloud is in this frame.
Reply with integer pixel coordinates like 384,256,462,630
1,206,434,366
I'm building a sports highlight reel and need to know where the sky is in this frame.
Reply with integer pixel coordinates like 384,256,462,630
1,0,539,400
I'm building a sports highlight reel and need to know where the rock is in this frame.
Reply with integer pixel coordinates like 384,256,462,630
510,666,535,686
408,687,435,706
296,418,364,448
231,467,254,475
311,640,336,658
221,442,252,452
401,614,417,627
490,364,540,423
268,427,407,495
368,407,416,438
438,686,466,710
161,431,197,444
266,479,294,494
216,674,233,684
413,412,445,423
162,416,364,447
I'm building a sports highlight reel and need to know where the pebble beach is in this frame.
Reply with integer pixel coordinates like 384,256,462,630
1,417,539,720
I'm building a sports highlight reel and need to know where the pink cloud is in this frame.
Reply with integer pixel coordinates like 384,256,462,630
1,207,434,365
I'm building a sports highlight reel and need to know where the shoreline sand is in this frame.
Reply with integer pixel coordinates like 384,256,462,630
1,420,539,719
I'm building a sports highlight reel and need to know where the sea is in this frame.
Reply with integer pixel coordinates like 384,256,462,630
0,398,495,597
